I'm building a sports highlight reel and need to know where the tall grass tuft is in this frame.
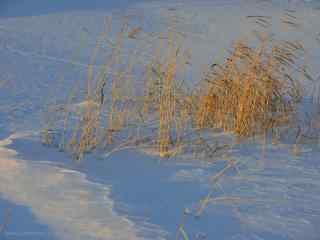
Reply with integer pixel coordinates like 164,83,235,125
157,33,178,157
43,16,310,160
195,33,304,137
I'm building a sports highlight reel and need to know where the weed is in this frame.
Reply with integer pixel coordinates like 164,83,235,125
44,15,309,161
195,34,304,137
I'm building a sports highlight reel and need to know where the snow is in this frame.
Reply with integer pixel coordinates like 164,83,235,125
0,134,166,240
1,0,320,240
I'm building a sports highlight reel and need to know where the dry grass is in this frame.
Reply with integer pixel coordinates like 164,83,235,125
56,17,138,159
195,34,304,138
156,33,180,157
42,15,310,160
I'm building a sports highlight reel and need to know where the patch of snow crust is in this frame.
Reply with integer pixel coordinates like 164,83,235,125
0,134,166,240
169,144,320,239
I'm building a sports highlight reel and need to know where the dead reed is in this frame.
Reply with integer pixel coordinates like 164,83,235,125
195,33,304,138
43,15,310,160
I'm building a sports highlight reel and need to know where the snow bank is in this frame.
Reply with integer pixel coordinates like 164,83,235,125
0,134,166,240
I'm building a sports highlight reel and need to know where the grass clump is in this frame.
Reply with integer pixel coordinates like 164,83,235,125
42,16,309,160
195,34,304,137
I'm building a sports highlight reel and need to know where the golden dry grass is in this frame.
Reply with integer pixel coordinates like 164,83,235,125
42,16,309,160
195,34,304,138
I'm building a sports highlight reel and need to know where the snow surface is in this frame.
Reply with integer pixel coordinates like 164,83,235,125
1,0,320,240
0,134,166,240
